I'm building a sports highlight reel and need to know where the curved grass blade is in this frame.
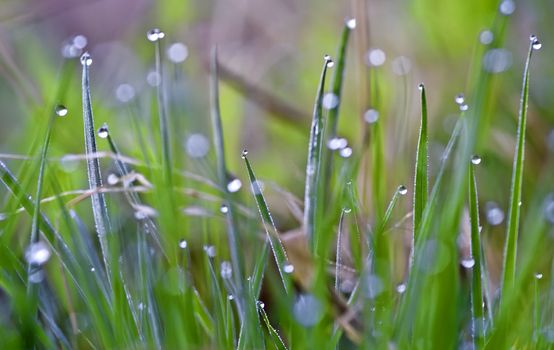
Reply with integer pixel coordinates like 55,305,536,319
258,303,288,350
80,52,112,286
209,47,245,317
501,36,540,297
412,83,428,252
468,160,484,348
305,55,333,253
242,152,291,294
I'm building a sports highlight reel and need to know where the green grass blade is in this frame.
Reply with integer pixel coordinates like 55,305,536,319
209,47,245,319
469,159,484,347
80,52,112,286
305,55,333,253
501,36,540,297
258,303,288,350
242,151,291,294
413,83,429,249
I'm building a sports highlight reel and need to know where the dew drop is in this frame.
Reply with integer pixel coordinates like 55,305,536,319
339,147,352,158
220,204,229,214
418,83,424,91
461,258,476,269
499,0,515,15
257,301,265,309
327,137,348,151
167,42,189,63
178,239,187,249
459,104,469,111
97,123,109,139
518,201,522,207
346,18,356,29
366,49,386,67
283,262,295,274
324,55,334,67
241,149,249,159
55,105,68,117
479,30,494,45
203,245,216,258
455,93,465,105
25,241,51,266
220,261,232,279
343,207,352,214
106,173,119,186
146,71,161,87
90,267,95,272
293,294,323,327
29,270,45,284
363,109,379,124
227,294,235,300
535,273,543,280
398,185,408,196
396,283,407,294
471,155,482,165
322,93,339,109
485,201,505,226
226,177,242,193
530,35,542,50
73,35,88,50
184,133,210,158
146,28,165,42
115,84,135,103
80,52,92,66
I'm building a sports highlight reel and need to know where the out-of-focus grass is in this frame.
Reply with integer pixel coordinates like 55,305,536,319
0,0,553,349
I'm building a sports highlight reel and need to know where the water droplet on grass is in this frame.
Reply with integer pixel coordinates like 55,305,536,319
54,105,68,117
343,207,352,214
90,267,95,272
346,18,356,29
185,133,210,158
97,123,109,138
178,239,187,249
167,42,189,63
459,104,469,111
366,49,386,66
398,185,408,195
396,283,407,294
147,28,165,42
220,261,232,279
530,35,542,50
535,273,543,280
80,52,92,66
220,204,229,214
241,149,249,159
293,294,323,327
324,54,334,67
147,71,161,87
226,177,242,193
479,30,494,45
339,147,352,158
363,109,379,124
106,174,119,185
461,258,476,269
471,155,482,165
327,137,348,150
486,201,505,225
322,93,339,109
499,0,515,15
25,241,51,265
257,301,265,308
455,93,465,105
203,245,216,257
283,262,295,274
115,84,135,103
418,83,424,91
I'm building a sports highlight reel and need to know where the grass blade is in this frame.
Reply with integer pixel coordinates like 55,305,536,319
501,36,540,296
258,303,288,350
209,47,246,322
305,55,333,253
242,151,291,294
412,83,429,251
468,159,484,347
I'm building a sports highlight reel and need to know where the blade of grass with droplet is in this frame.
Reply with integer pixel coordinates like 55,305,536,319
258,303,288,350
209,47,245,314
243,154,291,294
413,84,429,249
81,54,112,286
501,38,537,298
468,161,485,348
305,55,332,253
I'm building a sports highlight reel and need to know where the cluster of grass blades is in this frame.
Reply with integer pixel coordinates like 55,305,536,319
0,11,551,350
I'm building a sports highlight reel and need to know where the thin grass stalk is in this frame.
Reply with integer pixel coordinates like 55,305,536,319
242,152,291,294
501,37,539,297
80,53,112,287
305,55,333,253
469,160,485,348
